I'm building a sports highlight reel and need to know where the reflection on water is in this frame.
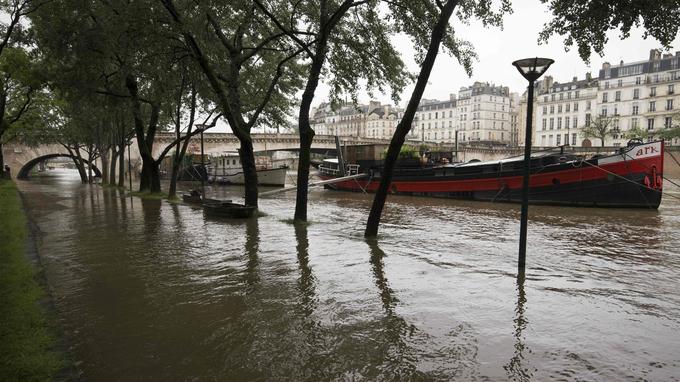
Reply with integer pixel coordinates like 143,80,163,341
16,168,680,380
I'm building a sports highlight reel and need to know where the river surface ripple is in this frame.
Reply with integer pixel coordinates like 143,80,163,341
17,169,680,381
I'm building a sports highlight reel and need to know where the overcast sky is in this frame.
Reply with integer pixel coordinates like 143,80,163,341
312,0,680,108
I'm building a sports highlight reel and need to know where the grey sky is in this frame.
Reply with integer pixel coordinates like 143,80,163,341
313,0,680,107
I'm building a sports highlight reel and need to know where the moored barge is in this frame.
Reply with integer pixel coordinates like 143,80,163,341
318,140,664,208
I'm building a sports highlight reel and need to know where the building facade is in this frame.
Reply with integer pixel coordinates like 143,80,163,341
310,101,403,139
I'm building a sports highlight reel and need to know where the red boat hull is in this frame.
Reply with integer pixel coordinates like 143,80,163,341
319,141,664,208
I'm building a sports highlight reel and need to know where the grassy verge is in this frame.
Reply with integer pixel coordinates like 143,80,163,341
0,180,64,381
129,190,169,200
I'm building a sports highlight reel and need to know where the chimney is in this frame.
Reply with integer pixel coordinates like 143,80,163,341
620,60,624,66
663,53,672,59
649,49,660,60
573,76,578,82
449,93,457,101
586,72,592,81
602,62,611,70
544,75,553,90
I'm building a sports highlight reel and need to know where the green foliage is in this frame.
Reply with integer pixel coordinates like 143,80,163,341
0,180,64,381
624,126,651,140
581,115,618,146
539,0,680,62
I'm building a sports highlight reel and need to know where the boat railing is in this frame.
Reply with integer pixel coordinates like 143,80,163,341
319,163,361,176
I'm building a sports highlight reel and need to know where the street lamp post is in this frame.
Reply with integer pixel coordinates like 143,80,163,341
512,57,554,272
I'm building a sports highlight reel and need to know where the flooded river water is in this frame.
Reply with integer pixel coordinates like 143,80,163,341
17,169,680,381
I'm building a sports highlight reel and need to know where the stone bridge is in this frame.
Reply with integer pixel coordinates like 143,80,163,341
2,133,392,179
5,132,678,180
3,143,103,179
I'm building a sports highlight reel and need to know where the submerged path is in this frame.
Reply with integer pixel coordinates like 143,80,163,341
16,169,680,380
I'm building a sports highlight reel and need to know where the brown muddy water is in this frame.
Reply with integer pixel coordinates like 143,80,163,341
16,169,680,381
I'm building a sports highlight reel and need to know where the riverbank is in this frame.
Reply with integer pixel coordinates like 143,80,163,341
0,180,63,381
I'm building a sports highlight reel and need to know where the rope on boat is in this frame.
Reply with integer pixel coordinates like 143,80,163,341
668,150,680,168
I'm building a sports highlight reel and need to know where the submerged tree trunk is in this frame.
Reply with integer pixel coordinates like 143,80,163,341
87,149,93,183
100,149,110,185
73,148,88,183
365,0,458,237
118,141,125,188
239,139,259,206
109,147,118,185
126,74,161,193
0,141,5,178
294,44,326,221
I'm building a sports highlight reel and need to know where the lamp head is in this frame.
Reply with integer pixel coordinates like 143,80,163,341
512,57,554,82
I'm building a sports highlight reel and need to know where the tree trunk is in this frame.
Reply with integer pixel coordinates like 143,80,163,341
0,141,5,178
240,139,259,206
87,150,93,183
364,0,458,237
294,44,326,221
109,147,118,185
118,141,125,188
100,149,110,185
168,158,180,198
126,74,160,193
73,148,88,183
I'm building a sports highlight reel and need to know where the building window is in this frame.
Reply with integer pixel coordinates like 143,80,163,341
586,101,591,110
550,105,555,114
649,101,656,112
565,103,570,112
549,118,554,129
586,114,591,126
632,118,639,129
601,107,608,117
557,117,562,129
556,134,561,145
573,117,578,128
565,116,570,128
572,133,577,146
668,84,675,95
635,76,641,85
542,119,547,130
617,79,623,87
544,96,548,102
647,118,655,130
614,104,618,116
567,92,572,99
667,99,674,110
602,92,608,102
551,94,555,101
575,91,580,98
615,91,621,101
632,104,639,115
574,102,579,111
558,105,562,113
559,93,564,100
605,81,609,89
633,88,640,99
665,117,673,128
650,87,657,96
543,106,547,114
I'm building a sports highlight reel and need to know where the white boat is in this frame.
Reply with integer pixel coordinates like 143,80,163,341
207,152,288,187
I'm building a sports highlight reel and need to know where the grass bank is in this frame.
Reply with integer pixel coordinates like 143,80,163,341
0,180,64,381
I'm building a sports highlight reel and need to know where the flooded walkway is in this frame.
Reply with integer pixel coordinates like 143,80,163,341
17,169,680,380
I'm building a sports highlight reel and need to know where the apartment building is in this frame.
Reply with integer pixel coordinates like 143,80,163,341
597,49,680,146
411,96,458,143
535,74,598,147
310,101,402,138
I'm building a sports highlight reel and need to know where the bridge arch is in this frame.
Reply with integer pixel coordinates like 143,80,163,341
17,153,102,179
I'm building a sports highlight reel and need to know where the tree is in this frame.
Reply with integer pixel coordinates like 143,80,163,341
0,0,49,173
364,0,506,237
539,0,680,63
658,112,680,143
162,0,306,207
581,115,618,147
255,0,408,221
